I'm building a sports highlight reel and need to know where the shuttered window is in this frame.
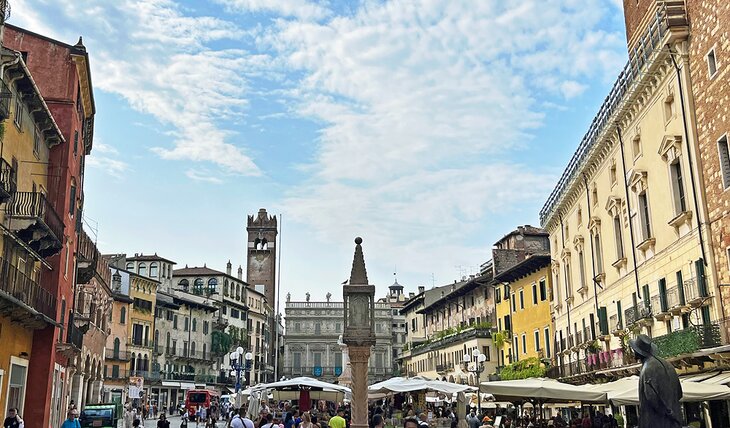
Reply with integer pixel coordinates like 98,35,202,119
718,135,730,189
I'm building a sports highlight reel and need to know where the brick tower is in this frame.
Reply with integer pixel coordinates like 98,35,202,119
246,208,278,306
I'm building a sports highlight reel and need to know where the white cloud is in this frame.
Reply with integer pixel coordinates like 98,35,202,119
86,156,130,179
185,169,224,184
215,0,331,21
560,80,588,99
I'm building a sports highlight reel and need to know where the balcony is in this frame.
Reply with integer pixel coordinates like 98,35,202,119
76,229,99,284
106,348,132,361
160,347,212,363
625,303,653,327
436,364,449,374
410,327,492,356
651,294,672,321
67,321,84,351
0,159,15,204
5,192,63,258
683,278,712,308
213,314,229,329
653,322,722,358
0,79,11,121
128,339,154,350
0,256,56,327
104,367,131,380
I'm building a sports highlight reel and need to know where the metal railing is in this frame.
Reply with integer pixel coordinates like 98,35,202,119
106,348,132,361
0,256,56,319
160,347,211,362
540,1,687,224
6,191,64,243
625,303,652,325
0,159,15,201
0,79,11,120
67,316,83,350
654,322,722,358
128,339,154,349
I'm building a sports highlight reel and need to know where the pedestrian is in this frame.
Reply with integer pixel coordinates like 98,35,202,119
404,418,420,428
61,409,80,428
328,409,346,428
371,415,384,428
124,406,135,428
418,413,429,428
3,408,25,428
158,413,171,428
466,409,480,428
301,412,317,428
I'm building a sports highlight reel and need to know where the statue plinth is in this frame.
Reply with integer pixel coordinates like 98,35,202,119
346,345,372,428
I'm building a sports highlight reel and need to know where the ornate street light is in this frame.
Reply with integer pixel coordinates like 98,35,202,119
342,237,375,428
462,349,488,415
229,346,247,393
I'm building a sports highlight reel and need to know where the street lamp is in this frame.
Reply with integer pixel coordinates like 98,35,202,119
229,346,245,393
462,349,488,415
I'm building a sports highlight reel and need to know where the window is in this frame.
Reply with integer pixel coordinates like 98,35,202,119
192,318,197,332
670,160,687,213
335,352,343,369
632,136,641,159
610,162,617,186
718,135,730,189
613,215,624,260
335,322,341,332
193,278,204,295
149,263,158,278
519,289,524,310
184,317,189,331
314,322,321,335
138,263,147,277
73,130,78,156
539,279,547,301
224,281,229,297
313,352,322,367
594,233,604,274
564,260,572,296
638,192,652,240
294,322,301,333
207,278,218,295
8,360,28,414
293,353,301,370
521,334,527,355
576,207,582,226
511,294,516,312
544,328,551,358
120,306,126,324
14,90,22,129
578,250,586,289
495,287,501,303
707,47,718,78
34,126,41,158
532,284,538,305
203,321,209,335
173,315,178,329
191,341,196,356
534,330,540,352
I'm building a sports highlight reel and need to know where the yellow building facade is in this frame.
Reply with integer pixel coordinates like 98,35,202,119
0,49,64,415
127,272,158,397
494,259,552,368
540,6,721,382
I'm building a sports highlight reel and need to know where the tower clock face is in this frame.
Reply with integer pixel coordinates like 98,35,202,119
252,254,266,272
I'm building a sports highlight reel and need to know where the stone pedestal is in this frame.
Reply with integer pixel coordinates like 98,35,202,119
348,345,371,428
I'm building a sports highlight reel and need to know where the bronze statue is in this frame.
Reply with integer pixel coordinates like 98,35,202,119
629,334,683,428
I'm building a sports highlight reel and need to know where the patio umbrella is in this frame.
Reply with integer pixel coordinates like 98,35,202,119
480,378,607,403
599,377,730,406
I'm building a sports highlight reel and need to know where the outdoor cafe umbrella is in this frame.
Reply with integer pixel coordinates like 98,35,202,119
593,376,730,406
480,378,607,403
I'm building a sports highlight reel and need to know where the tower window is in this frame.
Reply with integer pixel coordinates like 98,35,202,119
707,48,718,78
718,135,730,189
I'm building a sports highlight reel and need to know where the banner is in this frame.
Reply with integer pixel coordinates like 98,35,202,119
129,376,144,399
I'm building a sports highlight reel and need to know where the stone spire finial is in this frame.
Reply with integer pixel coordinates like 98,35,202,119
349,237,368,285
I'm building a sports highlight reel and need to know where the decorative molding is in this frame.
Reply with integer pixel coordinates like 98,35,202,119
628,170,648,194
658,135,683,162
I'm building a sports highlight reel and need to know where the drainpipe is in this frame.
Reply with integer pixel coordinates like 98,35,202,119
583,173,600,316
668,45,707,265
616,126,642,299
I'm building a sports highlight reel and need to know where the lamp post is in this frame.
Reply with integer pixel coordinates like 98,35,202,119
462,349,488,415
244,352,253,386
229,346,245,393
342,237,376,428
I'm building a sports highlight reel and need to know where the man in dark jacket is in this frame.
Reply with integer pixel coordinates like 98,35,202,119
630,334,683,428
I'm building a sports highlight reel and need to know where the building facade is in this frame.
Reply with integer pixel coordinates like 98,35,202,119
103,268,133,404
283,296,394,384
4,24,96,428
247,285,272,384
378,281,408,376
540,1,723,383
0,45,64,422
128,272,158,400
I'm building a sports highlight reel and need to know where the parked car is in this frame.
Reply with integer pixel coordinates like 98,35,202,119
79,403,121,428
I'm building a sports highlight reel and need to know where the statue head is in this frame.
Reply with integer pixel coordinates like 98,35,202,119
629,334,658,362
305,292,310,302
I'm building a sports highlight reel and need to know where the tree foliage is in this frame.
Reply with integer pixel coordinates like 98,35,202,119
499,357,546,380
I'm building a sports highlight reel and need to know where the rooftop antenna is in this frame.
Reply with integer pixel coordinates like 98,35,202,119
431,273,435,288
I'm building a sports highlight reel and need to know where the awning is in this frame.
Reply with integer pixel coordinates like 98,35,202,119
701,373,730,385
681,373,719,382
162,381,181,388
180,382,196,390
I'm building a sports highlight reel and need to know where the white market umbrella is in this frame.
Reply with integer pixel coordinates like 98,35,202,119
369,377,477,395
480,378,607,403
595,377,730,406
251,377,351,395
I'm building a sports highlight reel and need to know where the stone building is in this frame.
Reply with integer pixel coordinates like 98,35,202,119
378,280,407,376
283,294,394,384
540,0,723,384
103,268,133,403
128,271,159,399
70,230,113,409
124,253,176,293
4,24,96,428
247,284,273,384
0,45,64,421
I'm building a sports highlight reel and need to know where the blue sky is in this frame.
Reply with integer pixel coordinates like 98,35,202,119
13,0,628,304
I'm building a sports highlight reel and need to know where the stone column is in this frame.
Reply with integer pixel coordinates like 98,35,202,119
348,345,371,428
71,373,84,407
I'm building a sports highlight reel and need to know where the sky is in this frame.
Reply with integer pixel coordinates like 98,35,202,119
11,0,629,305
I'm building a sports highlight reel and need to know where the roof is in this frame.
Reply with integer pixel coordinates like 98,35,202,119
419,272,495,313
173,293,218,312
493,255,551,283
156,292,181,309
112,292,133,303
493,225,548,246
389,280,404,290
173,266,223,276
400,292,425,314
127,254,177,264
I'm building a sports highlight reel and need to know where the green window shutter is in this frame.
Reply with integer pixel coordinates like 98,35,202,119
659,278,667,312
598,307,608,336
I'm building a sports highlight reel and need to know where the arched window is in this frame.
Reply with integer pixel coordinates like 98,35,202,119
155,330,160,353
138,263,147,277
166,332,171,353
254,238,261,250
120,306,126,324
191,341,196,357
113,338,120,359
203,343,207,360
262,238,268,250
207,278,218,295
192,319,197,332
143,354,149,372
236,284,240,300
130,353,136,371
224,280,229,297
193,278,204,295
126,262,134,271
179,279,189,292
149,263,158,277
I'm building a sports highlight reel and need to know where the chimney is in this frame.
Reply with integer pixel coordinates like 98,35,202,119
418,286,425,294
227,260,232,276
238,265,243,280
409,292,415,298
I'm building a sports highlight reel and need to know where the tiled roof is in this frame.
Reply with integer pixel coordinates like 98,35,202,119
173,266,225,276
127,254,176,264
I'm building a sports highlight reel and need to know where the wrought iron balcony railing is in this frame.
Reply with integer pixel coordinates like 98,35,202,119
0,256,56,321
0,79,11,121
5,191,64,257
0,159,15,203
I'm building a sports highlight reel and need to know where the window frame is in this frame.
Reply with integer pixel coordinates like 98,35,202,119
670,159,687,214
717,134,730,190
13,90,22,130
707,46,718,79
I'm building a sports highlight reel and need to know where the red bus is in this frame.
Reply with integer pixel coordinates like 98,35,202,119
185,389,221,420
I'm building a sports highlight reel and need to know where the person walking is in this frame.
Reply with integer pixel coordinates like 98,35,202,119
123,406,135,428
3,408,23,428
60,409,80,428
157,413,171,428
